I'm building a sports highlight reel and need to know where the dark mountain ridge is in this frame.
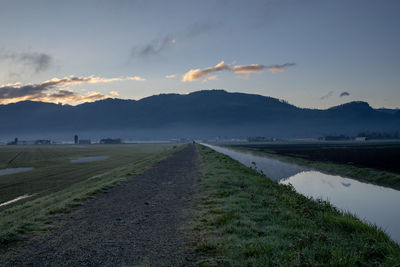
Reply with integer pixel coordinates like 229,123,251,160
0,90,398,141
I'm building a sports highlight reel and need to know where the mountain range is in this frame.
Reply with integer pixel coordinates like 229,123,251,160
0,90,399,141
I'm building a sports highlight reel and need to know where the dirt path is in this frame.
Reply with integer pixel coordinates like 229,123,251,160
0,144,200,266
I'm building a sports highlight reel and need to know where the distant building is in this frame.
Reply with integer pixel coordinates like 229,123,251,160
100,138,122,144
79,139,91,145
35,140,51,145
7,138,18,145
355,137,366,141
74,135,79,144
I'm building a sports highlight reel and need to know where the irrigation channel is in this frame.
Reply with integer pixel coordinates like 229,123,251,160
71,156,109,163
203,144,400,244
0,167,33,176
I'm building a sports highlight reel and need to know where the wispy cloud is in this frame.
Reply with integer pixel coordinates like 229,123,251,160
0,51,53,73
320,91,334,100
206,75,218,81
132,36,176,57
340,91,350,97
233,63,296,74
182,61,295,82
131,21,219,59
201,75,218,83
125,76,145,81
0,75,144,104
266,63,296,73
165,74,177,79
233,64,265,74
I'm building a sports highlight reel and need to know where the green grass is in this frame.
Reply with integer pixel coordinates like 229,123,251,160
194,144,400,266
0,144,174,207
230,146,400,191
0,144,181,248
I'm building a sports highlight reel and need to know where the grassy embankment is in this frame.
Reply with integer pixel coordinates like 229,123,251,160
227,143,400,191
193,145,400,265
0,144,180,247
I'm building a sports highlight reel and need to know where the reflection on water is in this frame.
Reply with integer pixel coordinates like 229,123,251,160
0,167,33,176
0,194,32,207
281,171,400,243
203,144,400,243
203,144,307,181
71,156,109,163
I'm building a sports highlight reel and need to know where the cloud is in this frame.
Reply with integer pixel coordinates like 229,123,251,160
0,51,53,73
201,75,218,83
233,64,265,74
340,91,350,97
206,75,218,81
233,63,296,74
0,75,143,104
133,36,176,57
182,61,231,82
131,21,220,59
267,63,296,73
44,89,107,103
165,74,177,79
126,76,145,81
182,61,295,82
109,91,119,97
320,91,334,100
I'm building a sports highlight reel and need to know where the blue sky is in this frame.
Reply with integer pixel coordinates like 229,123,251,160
0,0,399,108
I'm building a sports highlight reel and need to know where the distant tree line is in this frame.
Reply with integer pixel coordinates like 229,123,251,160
357,131,399,140
321,131,399,141
100,138,122,144
247,136,275,142
323,135,351,141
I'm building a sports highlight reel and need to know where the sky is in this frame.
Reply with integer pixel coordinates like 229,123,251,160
0,0,399,109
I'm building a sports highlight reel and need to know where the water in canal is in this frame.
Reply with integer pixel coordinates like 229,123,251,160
0,194,33,207
71,156,109,163
0,167,33,176
203,144,400,243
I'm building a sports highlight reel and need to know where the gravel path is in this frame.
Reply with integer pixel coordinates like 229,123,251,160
0,144,200,266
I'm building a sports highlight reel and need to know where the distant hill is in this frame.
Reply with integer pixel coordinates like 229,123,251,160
0,90,399,141
376,108,400,115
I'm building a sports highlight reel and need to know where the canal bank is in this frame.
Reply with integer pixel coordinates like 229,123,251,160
203,144,400,244
194,144,400,265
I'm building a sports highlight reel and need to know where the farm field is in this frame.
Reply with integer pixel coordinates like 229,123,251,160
0,144,174,208
229,141,400,174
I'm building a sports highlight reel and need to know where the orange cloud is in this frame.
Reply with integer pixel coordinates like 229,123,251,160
109,91,119,96
182,61,231,82
233,64,265,74
0,75,143,104
182,61,295,82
